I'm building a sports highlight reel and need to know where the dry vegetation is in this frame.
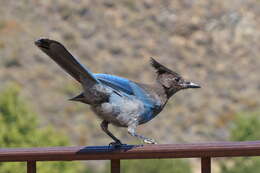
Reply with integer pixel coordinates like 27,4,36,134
0,0,259,146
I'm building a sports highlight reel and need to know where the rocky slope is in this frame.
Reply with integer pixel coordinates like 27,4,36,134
0,0,259,145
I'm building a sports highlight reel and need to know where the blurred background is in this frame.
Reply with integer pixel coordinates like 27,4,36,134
0,0,259,172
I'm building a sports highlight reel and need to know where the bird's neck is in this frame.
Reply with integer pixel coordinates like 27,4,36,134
152,82,170,105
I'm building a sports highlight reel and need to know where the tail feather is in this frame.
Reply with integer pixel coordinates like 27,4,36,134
35,38,99,85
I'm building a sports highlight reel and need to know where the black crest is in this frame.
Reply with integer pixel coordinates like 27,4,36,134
150,57,179,76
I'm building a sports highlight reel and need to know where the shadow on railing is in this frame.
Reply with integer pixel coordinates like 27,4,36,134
1,141,260,173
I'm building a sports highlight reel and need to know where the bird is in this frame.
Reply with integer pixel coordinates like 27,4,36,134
35,38,200,145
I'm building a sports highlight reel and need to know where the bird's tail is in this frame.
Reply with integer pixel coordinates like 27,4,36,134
35,38,99,85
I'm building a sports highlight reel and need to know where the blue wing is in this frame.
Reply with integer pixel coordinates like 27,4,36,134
94,73,154,104
94,73,158,123
94,74,133,95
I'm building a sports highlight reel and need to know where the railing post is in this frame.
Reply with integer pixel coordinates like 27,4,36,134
111,159,120,173
201,157,211,173
27,161,36,173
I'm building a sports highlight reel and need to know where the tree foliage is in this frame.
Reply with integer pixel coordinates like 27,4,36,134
0,84,84,173
120,159,192,173
221,112,260,173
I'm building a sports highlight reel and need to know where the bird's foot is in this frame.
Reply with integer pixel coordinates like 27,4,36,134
109,140,125,148
143,138,157,144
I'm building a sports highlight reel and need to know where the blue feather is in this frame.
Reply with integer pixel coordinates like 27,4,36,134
94,74,133,95
94,73,157,124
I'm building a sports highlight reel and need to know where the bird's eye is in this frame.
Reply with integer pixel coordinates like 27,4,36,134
175,77,181,82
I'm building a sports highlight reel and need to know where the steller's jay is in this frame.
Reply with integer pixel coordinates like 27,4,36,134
35,38,200,145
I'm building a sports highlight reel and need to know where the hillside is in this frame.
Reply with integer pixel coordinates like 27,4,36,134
0,0,259,145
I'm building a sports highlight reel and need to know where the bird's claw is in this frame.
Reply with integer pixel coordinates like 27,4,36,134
109,141,124,148
143,138,157,144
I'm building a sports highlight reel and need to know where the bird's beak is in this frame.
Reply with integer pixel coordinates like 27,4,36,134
183,82,201,89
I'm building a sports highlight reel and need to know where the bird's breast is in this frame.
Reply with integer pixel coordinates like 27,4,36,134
91,93,145,127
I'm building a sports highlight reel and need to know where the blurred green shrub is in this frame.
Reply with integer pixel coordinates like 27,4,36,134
0,84,85,173
221,112,260,173
120,159,192,173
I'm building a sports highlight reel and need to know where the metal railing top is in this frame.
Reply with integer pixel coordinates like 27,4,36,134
1,141,260,162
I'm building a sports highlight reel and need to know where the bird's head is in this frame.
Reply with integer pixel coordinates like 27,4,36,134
151,58,201,98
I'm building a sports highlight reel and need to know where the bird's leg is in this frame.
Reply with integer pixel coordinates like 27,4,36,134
100,120,122,146
127,125,157,144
